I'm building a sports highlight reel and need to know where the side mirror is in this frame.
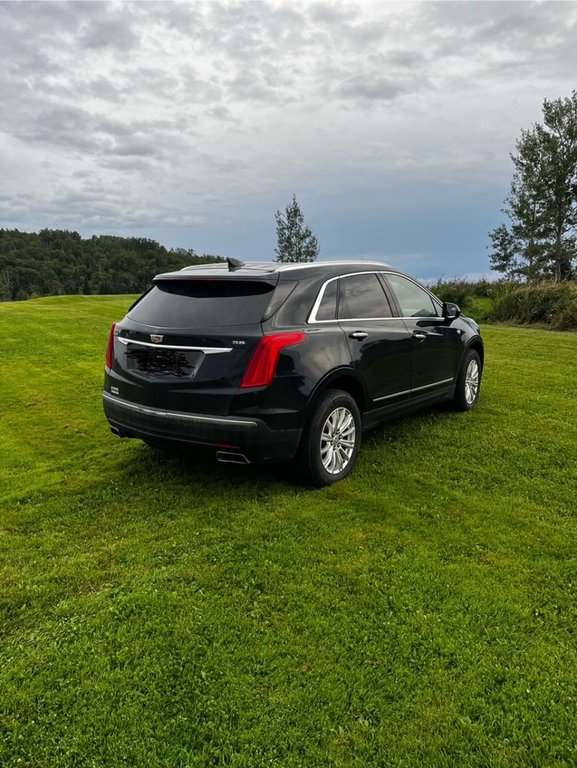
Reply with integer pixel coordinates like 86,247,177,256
442,301,461,322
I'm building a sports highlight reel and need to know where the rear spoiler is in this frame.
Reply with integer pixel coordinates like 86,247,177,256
152,259,280,285
152,271,280,285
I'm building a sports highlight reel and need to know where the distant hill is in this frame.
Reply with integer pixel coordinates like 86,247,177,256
0,228,224,301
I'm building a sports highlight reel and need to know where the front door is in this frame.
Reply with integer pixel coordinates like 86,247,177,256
383,273,460,394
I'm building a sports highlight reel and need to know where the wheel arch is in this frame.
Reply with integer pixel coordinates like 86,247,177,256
297,369,364,486
305,368,367,419
465,338,484,370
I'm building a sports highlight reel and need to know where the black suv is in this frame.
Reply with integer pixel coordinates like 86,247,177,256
103,260,483,485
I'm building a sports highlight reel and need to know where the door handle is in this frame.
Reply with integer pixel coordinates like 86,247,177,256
349,331,368,341
412,331,428,342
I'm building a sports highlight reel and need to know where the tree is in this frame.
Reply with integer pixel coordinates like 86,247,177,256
537,95,577,281
274,194,319,263
489,129,550,281
489,91,577,282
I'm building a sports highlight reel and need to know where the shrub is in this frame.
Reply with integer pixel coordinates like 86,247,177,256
429,279,473,309
553,294,577,330
428,279,496,322
491,283,577,330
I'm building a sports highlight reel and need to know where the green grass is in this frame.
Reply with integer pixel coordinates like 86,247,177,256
1,296,576,767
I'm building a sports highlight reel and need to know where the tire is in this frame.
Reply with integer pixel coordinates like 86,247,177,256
298,389,362,487
453,349,482,411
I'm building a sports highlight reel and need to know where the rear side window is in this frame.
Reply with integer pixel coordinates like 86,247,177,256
128,280,274,327
316,280,338,321
338,274,392,319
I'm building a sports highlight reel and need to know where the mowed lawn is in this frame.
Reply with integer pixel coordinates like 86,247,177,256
1,296,576,768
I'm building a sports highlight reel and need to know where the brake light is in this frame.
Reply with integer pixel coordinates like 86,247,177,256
240,332,306,388
106,323,117,369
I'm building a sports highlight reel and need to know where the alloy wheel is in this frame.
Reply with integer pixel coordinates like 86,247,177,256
464,359,480,405
319,406,356,475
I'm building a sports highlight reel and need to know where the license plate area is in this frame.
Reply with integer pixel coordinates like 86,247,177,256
126,346,203,378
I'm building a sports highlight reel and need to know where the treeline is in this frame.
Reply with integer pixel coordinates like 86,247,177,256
0,229,223,301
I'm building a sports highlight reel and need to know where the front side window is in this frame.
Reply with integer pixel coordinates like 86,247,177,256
386,274,439,318
338,274,392,319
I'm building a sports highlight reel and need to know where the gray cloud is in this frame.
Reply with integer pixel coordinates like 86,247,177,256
421,0,577,72
308,2,357,26
84,76,125,102
335,75,406,103
79,12,140,51
205,104,235,121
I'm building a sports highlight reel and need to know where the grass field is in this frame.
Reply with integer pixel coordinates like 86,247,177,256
1,296,576,767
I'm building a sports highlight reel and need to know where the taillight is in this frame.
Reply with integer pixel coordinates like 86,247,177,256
240,332,306,388
106,323,117,369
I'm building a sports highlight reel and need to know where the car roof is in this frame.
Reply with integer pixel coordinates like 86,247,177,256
155,260,396,282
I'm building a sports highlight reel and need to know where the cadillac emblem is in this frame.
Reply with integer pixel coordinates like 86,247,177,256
150,334,164,344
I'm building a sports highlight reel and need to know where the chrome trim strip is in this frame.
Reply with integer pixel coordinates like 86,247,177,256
118,337,232,354
373,387,413,402
102,392,258,427
373,377,454,403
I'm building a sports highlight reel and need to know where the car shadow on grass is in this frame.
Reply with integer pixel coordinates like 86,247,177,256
130,440,301,490
116,400,462,492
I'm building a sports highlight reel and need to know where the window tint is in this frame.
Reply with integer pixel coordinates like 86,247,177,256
386,274,438,317
338,274,392,319
128,280,274,327
316,279,338,321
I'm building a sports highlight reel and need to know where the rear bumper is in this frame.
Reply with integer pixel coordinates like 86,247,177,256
102,391,301,463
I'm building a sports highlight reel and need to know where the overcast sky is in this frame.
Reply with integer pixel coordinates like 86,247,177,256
1,0,576,279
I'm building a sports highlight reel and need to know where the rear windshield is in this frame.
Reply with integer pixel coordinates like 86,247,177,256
128,280,275,327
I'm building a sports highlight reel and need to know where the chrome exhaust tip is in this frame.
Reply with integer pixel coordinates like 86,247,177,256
109,425,123,437
216,451,251,465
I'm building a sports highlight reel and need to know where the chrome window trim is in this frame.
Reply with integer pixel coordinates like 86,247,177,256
103,392,257,427
307,270,443,324
373,377,454,403
118,337,232,354
307,274,340,323
310,318,402,324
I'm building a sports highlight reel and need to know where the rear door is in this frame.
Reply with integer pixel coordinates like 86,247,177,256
112,278,276,414
337,272,412,406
